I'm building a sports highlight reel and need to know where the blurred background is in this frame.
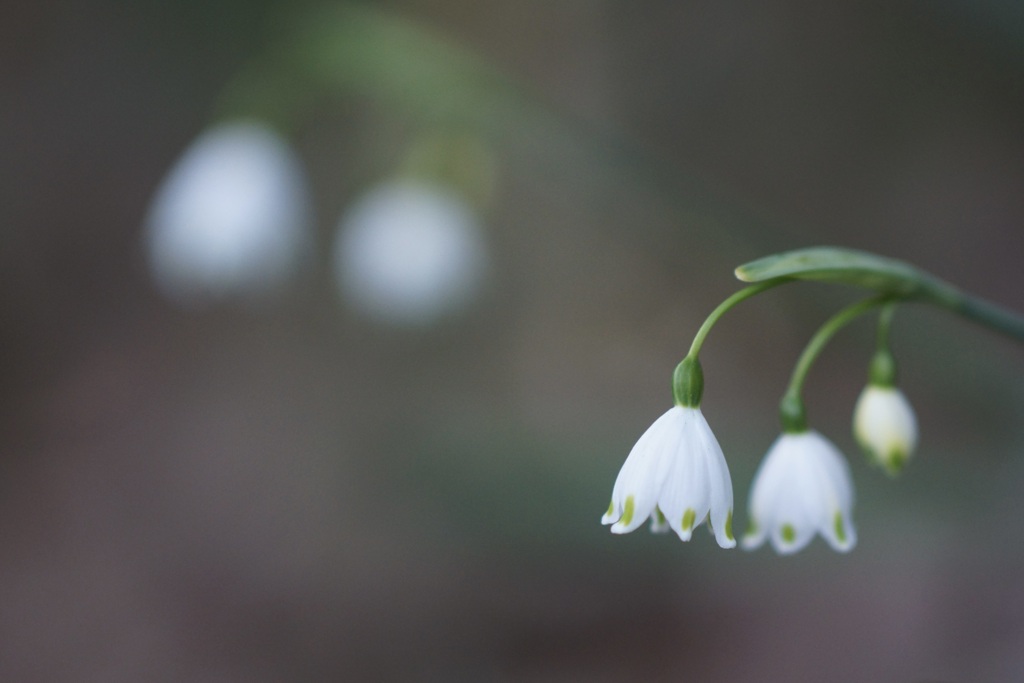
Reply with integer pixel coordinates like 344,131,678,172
3,1,1024,680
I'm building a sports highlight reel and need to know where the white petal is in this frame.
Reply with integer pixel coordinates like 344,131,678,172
606,407,683,533
769,519,816,555
801,431,857,551
601,498,620,526
763,439,819,553
743,433,790,547
823,509,857,553
658,409,710,541
741,523,768,551
602,410,661,525
692,409,735,548
812,432,855,510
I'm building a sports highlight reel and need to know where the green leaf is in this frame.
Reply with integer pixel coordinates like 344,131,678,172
734,246,962,306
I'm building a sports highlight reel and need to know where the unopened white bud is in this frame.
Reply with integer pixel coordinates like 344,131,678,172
853,385,918,476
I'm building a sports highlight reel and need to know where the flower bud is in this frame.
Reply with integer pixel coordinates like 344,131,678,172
144,121,312,307
333,181,488,326
853,385,918,475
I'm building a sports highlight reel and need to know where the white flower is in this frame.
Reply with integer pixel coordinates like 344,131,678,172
853,385,918,475
334,181,488,326
743,430,856,554
144,120,312,307
601,406,735,548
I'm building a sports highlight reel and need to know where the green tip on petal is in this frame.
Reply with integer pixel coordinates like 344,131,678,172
833,511,847,543
655,507,666,526
620,495,635,527
781,523,796,544
605,500,615,517
725,510,734,541
682,508,696,532
884,450,907,477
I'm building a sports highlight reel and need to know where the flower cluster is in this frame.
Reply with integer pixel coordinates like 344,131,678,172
602,399,880,555
602,293,921,556
144,123,490,325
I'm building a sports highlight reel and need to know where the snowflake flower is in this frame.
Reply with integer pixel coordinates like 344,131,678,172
743,430,856,554
602,406,735,548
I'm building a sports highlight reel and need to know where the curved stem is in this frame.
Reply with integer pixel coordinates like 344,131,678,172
687,278,791,359
875,302,896,350
780,295,894,432
867,303,899,386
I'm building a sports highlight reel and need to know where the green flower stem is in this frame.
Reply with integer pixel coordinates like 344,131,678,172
686,278,791,360
780,296,893,432
875,302,896,350
868,303,898,387
673,278,789,407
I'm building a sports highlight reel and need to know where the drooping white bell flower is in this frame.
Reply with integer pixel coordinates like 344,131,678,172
144,120,312,307
743,430,856,554
853,385,918,476
601,406,736,548
334,181,488,326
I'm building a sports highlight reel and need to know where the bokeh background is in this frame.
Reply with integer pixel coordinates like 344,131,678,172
4,1,1024,681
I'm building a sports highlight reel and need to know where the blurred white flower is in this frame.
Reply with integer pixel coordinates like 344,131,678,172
144,120,312,307
601,406,735,548
853,385,918,476
743,431,856,554
334,181,487,326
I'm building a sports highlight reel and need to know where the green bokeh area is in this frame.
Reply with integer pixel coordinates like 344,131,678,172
3,1,1024,681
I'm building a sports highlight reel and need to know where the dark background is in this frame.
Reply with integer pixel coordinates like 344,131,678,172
3,1,1024,680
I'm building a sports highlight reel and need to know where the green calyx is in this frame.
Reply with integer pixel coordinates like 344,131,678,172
673,356,704,407
779,393,808,433
868,348,897,387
